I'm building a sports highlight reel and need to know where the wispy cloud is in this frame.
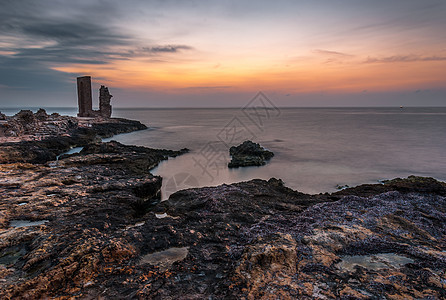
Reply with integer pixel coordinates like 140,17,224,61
178,86,233,91
365,55,446,63
312,49,354,64
312,49,354,57
142,45,193,53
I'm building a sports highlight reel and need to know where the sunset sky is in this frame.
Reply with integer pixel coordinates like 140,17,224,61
1,0,445,107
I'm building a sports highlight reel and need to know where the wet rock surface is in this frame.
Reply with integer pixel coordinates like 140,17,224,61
1,145,445,300
0,110,147,164
228,140,274,168
0,139,187,299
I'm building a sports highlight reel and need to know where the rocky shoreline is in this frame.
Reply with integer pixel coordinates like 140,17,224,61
0,109,147,163
1,112,445,299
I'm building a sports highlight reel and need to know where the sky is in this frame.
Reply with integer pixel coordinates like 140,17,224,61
0,0,445,108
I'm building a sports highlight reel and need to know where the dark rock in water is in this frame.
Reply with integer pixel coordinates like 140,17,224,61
0,112,6,120
89,118,147,138
228,140,274,168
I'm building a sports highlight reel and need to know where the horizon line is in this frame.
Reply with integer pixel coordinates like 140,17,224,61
2,105,446,110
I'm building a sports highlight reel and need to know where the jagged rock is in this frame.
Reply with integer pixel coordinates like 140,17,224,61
228,140,274,168
35,109,48,121
5,110,39,136
0,112,6,120
15,110,35,122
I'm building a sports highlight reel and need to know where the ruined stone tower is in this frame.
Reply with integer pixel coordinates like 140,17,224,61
77,76,93,117
99,86,112,118
77,76,113,118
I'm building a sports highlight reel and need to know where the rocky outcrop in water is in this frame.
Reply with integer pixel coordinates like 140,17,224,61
228,140,274,168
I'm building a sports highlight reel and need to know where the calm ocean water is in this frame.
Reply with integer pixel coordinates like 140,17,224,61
3,107,446,199
108,107,446,199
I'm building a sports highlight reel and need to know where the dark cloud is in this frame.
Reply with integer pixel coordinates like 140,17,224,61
143,45,193,53
414,89,431,94
0,0,192,95
0,53,76,92
365,55,446,63
21,22,130,47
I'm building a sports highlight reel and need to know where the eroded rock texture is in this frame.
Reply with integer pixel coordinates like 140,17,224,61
0,141,187,299
0,110,147,164
1,164,445,299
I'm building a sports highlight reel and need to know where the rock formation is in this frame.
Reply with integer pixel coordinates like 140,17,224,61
0,110,147,163
34,108,48,121
228,140,274,168
77,76,113,118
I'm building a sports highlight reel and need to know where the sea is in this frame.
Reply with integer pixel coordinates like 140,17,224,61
2,106,446,199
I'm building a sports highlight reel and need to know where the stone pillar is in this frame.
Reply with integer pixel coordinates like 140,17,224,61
77,76,93,117
99,85,113,118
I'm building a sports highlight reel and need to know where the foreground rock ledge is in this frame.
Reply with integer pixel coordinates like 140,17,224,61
1,152,445,300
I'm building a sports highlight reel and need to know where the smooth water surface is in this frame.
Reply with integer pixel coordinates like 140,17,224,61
107,107,446,199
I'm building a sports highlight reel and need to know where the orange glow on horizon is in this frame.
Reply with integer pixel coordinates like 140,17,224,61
52,52,446,95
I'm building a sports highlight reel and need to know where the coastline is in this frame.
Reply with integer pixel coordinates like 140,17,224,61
0,111,445,298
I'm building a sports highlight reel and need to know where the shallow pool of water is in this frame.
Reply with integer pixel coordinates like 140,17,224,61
139,247,189,269
336,253,414,272
10,220,49,228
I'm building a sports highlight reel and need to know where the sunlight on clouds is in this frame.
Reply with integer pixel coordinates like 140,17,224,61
52,50,446,95
5,0,444,106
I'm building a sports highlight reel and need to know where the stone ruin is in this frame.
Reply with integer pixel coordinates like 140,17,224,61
77,76,113,118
